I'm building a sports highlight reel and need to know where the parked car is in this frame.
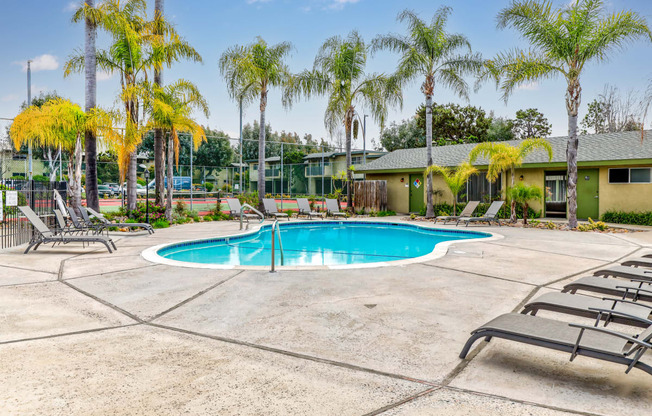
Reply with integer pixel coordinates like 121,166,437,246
97,184,115,198
148,176,191,192
106,183,120,194
121,183,148,197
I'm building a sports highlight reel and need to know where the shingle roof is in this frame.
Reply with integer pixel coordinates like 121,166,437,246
358,130,652,172
303,150,386,160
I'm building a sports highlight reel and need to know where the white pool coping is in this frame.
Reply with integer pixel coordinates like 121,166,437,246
141,220,503,271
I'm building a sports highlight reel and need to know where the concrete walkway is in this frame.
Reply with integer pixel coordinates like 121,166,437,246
1,219,651,415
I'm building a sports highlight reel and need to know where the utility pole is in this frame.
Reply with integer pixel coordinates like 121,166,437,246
190,139,193,212
280,142,283,210
27,60,32,181
363,114,368,165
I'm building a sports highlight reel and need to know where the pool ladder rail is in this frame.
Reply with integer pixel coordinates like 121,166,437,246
270,220,285,272
239,203,265,230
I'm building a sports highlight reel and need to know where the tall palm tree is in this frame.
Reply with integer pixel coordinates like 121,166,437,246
424,162,477,216
65,0,201,211
480,0,651,228
372,7,483,218
143,80,209,220
288,31,402,211
153,0,165,206
219,37,293,211
10,98,120,211
469,138,552,222
71,0,100,211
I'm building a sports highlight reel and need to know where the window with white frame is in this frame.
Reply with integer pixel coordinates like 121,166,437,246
608,168,651,184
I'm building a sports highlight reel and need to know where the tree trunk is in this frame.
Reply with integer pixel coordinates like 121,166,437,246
84,0,99,211
566,78,581,228
453,199,457,216
153,0,165,206
425,94,434,218
510,167,516,223
166,132,173,222
126,102,138,211
257,91,267,212
69,133,83,215
345,107,354,213
523,202,529,225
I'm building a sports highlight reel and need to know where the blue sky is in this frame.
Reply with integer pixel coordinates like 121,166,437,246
1,0,651,150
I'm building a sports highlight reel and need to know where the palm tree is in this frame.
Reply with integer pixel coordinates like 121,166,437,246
509,183,543,225
469,138,552,223
480,0,651,228
372,7,483,218
288,31,402,211
143,80,209,220
219,37,293,211
65,0,201,211
71,0,99,211
424,162,477,216
153,0,165,206
9,98,120,211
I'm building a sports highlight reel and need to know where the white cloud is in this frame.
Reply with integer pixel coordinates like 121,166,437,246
64,1,80,12
246,0,271,4
517,82,539,91
327,0,360,10
97,71,115,81
14,54,60,72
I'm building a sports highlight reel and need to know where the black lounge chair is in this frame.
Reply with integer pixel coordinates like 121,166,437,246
457,201,504,227
460,312,652,375
622,257,652,268
522,292,652,328
85,206,154,234
435,201,479,224
66,205,102,235
325,198,347,219
263,198,289,221
19,206,116,254
594,265,652,280
563,275,652,303
296,198,323,220
226,198,260,222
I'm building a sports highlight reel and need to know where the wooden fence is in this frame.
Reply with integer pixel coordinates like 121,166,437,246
353,180,387,212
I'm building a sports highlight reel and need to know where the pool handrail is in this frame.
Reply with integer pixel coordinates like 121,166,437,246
240,203,264,230
270,220,285,272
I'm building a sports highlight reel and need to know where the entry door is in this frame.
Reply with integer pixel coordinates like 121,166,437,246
577,169,599,220
409,174,425,213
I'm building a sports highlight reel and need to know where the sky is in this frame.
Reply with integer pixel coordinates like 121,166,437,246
1,0,651,151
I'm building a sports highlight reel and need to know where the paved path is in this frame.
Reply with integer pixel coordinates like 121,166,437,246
0,219,651,415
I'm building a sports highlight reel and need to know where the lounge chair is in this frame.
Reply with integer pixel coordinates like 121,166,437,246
522,292,652,328
85,206,154,234
263,198,289,221
457,201,504,227
562,275,652,303
296,198,323,220
19,206,116,254
325,198,347,219
53,209,82,236
622,257,652,268
594,265,652,280
459,312,652,375
435,201,479,224
226,198,260,222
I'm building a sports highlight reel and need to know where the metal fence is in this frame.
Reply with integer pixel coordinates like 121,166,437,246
0,180,65,249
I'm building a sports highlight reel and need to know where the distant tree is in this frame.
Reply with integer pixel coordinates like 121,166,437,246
512,108,551,139
581,85,643,134
416,103,491,145
380,119,425,151
193,127,233,167
487,116,514,142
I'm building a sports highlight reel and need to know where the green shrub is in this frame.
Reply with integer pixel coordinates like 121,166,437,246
418,201,538,220
174,200,188,217
203,215,213,222
211,211,230,221
601,211,652,226
205,182,214,192
376,210,396,217
578,218,609,232
151,219,170,229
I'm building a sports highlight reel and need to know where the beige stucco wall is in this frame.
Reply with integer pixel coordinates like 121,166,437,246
510,168,545,214
598,166,652,215
366,172,410,213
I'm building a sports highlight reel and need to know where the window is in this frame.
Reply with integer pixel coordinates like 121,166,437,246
351,156,363,166
545,174,567,202
460,172,502,203
608,168,651,184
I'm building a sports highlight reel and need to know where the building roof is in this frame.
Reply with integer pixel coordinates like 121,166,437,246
303,150,386,160
358,130,652,172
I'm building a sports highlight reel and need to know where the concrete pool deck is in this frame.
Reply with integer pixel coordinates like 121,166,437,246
0,218,651,415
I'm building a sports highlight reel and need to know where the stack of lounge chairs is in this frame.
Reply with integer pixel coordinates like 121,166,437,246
460,254,652,375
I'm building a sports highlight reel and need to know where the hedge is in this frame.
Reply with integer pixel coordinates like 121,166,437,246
601,211,652,226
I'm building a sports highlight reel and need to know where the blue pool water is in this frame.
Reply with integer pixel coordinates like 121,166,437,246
157,221,489,267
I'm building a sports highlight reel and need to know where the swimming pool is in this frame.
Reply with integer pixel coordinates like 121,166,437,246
144,221,492,269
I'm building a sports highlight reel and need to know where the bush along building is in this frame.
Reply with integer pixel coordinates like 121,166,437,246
357,131,652,223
